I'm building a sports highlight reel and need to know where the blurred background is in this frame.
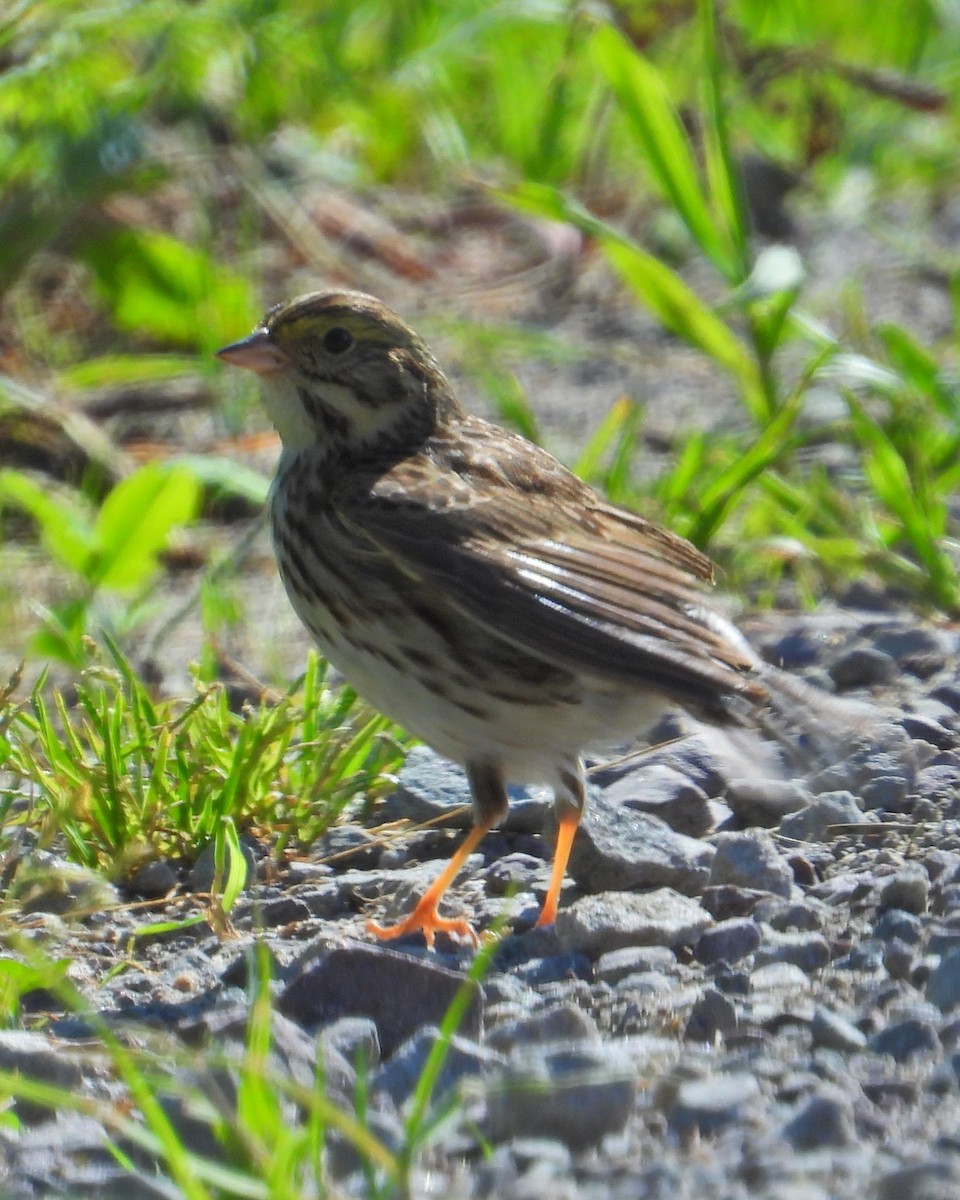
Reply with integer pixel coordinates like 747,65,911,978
2,0,959,684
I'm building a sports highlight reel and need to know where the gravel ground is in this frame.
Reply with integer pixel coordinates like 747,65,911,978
4,599,960,1198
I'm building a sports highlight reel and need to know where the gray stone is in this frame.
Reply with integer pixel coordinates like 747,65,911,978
876,1160,960,1200
278,943,483,1056
603,763,712,837
726,779,812,826
901,713,957,750
595,945,677,983
879,865,930,914
876,907,924,943
555,889,711,956
483,854,544,897
753,897,827,932
559,793,714,895
861,774,911,811
755,929,830,972
694,917,761,965
782,1089,855,1149
313,823,381,870
13,851,122,916
810,1006,868,1052
319,1016,381,1072
485,1041,635,1150
926,948,960,1012
487,1003,598,1054
622,733,729,797
369,1026,502,1106
872,624,949,662
829,646,897,688
684,988,738,1042
127,859,178,898
779,791,862,841
708,830,793,898
869,1018,941,1062
380,745,551,833
187,837,257,894
661,1071,760,1133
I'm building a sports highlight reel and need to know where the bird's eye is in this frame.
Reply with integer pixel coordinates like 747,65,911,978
323,327,353,355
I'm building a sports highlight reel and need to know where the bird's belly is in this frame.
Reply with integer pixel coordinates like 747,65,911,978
283,578,665,781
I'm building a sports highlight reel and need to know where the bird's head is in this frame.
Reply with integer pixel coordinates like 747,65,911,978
217,291,461,456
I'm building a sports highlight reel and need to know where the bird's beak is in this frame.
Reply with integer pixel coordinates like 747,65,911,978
216,330,289,375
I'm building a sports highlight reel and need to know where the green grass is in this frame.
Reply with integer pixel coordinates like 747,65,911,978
0,640,410,880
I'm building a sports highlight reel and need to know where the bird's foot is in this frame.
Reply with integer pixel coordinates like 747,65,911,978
366,899,479,950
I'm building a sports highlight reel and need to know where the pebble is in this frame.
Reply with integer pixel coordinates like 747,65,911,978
754,929,831,972
926,947,960,1012
694,917,761,965
603,763,713,837
725,778,812,826
781,1088,855,1149
879,865,930,914
684,988,738,1042
779,790,863,841
555,889,711,956
869,1017,941,1062
660,1071,761,1134
708,830,794,898
485,1041,636,1150
277,943,483,1056
369,1026,503,1106
594,944,678,983
560,794,715,895
829,646,897,688
810,1005,868,1052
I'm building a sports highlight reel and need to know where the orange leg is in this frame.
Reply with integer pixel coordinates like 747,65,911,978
366,818,494,949
535,808,581,928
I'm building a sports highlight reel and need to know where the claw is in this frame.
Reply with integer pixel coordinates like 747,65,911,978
367,902,479,949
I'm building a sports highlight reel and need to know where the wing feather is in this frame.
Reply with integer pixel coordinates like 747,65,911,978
331,427,766,712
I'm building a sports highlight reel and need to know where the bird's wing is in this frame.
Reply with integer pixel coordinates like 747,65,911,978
334,425,765,712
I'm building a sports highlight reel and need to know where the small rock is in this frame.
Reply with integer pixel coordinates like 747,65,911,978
370,1027,502,1106
726,779,812,826
127,859,178,898
810,1006,868,1052
829,646,897,689
901,714,957,751
278,943,483,1057
869,1017,941,1063
685,988,738,1042
694,918,761,965
555,889,711,957
483,854,544,897
779,791,862,841
755,929,830,972
875,1159,960,1200
603,764,712,837
708,830,793,898
381,746,551,833
559,794,715,896
319,1017,381,1073
485,1041,635,1150
487,1003,598,1054
782,1089,855,1149
595,945,677,983
701,885,768,920
661,1071,760,1134
876,908,924,943
879,866,930,914
926,950,960,1017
